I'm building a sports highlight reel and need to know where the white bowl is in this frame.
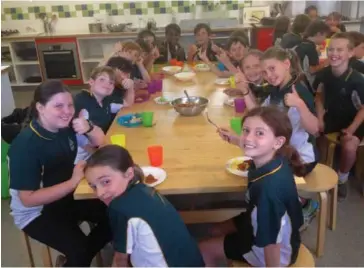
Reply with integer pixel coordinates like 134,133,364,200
162,66,182,75
194,63,210,72
174,72,196,82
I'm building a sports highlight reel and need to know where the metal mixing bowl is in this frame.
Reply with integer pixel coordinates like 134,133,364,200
106,23,129,32
171,96,209,116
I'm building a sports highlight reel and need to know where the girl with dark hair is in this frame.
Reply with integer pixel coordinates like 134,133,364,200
84,145,205,267
136,27,160,72
8,80,111,267
156,23,186,63
200,106,304,267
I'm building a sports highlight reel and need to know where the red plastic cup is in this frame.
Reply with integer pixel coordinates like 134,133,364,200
234,98,246,113
147,145,163,167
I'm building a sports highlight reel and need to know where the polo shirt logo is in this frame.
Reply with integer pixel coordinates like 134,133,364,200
351,90,362,110
69,138,75,151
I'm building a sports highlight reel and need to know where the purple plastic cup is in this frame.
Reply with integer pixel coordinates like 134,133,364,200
147,81,157,94
154,79,163,92
234,98,246,113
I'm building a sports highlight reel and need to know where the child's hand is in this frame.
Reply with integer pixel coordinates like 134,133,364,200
188,45,198,56
71,160,86,187
72,110,91,135
234,68,249,93
198,49,210,63
341,127,354,138
134,79,147,89
217,127,234,143
284,85,303,108
211,42,222,54
216,50,230,65
152,47,160,59
318,118,325,133
122,78,134,91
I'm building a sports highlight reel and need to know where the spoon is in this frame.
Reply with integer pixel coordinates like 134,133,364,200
206,112,219,129
184,90,192,104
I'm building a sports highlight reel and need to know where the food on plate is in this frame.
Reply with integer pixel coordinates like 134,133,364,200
130,115,142,124
237,159,253,171
194,63,210,71
145,174,158,184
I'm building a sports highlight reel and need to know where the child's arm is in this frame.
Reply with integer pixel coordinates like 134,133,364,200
112,252,129,267
122,79,135,107
99,42,123,67
136,57,151,83
285,85,319,136
199,50,231,78
217,128,240,146
235,71,259,110
187,44,198,62
345,107,364,135
315,83,326,132
216,51,239,74
264,244,281,267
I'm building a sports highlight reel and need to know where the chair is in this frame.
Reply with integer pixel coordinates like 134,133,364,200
230,244,315,267
23,222,103,267
324,133,364,196
297,164,338,257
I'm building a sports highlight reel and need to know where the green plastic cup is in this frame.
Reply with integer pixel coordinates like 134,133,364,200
142,111,154,127
230,117,242,135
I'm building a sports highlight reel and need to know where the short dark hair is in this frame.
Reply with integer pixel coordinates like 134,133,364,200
291,14,311,35
304,5,317,14
303,20,330,38
230,30,250,47
194,23,211,35
106,57,133,74
137,29,156,42
226,36,248,50
165,23,181,36
348,31,364,47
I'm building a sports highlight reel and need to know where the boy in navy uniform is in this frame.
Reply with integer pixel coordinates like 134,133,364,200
85,145,205,267
281,14,311,49
348,31,364,74
315,32,364,199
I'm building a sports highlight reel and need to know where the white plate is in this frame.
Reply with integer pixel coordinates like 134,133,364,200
141,166,167,187
174,72,196,81
154,96,171,105
194,63,210,72
226,156,253,177
224,97,235,107
162,66,182,75
215,78,230,86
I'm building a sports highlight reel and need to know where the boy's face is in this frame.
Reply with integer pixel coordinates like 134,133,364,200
122,50,140,63
313,32,327,45
89,73,115,98
228,42,246,61
86,165,134,205
354,42,364,59
327,38,353,68
308,10,318,20
166,29,180,45
242,54,263,84
195,28,210,46
261,58,290,87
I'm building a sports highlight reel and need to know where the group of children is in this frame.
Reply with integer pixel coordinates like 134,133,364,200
5,11,364,267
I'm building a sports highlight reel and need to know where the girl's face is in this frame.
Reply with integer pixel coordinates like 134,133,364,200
86,165,134,205
327,38,353,68
36,92,75,132
242,54,263,84
228,42,246,61
240,116,285,167
89,73,115,98
195,28,210,46
262,58,290,87
354,42,364,59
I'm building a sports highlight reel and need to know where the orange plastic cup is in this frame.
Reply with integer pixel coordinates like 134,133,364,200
147,145,163,167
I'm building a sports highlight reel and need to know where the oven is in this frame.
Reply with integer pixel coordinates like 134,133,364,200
36,37,83,85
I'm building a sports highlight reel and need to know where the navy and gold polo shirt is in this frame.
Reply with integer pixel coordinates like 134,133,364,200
74,90,117,133
350,58,364,74
108,180,205,267
317,67,364,123
243,157,303,267
262,79,318,164
9,120,77,229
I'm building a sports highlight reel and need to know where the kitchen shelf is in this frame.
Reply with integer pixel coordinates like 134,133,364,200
13,61,39,66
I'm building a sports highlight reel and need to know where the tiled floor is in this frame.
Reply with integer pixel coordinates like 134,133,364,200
2,88,364,266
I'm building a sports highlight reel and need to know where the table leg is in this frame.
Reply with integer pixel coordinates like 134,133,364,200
316,191,328,257
328,185,337,230
42,245,53,267
23,233,35,267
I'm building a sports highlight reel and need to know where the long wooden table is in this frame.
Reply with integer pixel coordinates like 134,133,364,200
74,71,245,200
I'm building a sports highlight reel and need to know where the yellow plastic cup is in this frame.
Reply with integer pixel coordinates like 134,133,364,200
110,134,126,148
229,76,236,88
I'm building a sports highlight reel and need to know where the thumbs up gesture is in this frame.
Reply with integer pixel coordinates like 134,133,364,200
284,85,303,108
72,109,91,135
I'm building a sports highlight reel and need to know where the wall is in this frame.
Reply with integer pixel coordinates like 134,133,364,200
1,0,256,33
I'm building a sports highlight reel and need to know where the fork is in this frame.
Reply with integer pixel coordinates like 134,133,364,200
206,112,219,129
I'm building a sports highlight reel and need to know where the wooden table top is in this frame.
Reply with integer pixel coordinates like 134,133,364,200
74,70,329,200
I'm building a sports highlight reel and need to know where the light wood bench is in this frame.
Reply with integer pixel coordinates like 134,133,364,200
230,244,315,267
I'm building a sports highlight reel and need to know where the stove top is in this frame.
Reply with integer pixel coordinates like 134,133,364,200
1,30,20,37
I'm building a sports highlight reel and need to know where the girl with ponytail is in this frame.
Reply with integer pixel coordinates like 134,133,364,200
200,107,304,267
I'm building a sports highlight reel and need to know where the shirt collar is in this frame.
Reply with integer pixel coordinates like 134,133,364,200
248,157,283,183
330,66,353,81
29,119,58,140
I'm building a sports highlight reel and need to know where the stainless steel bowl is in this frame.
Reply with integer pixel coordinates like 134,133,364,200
106,23,130,32
171,96,209,117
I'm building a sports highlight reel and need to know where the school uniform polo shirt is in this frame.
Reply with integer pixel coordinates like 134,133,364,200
108,180,205,267
280,32,302,49
74,90,118,133
8,120,77,229
350,58,364,74
295,39,319,86
261,80,317,163
243,157,303,266
318,67,364,135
